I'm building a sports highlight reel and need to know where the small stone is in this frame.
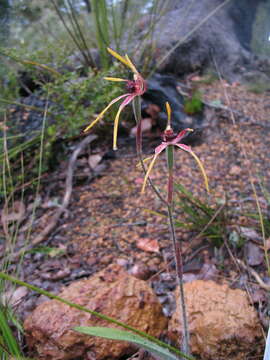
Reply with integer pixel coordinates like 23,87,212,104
229,165,241,176
129,263,151,280
116,258,129,267
99,254,113,265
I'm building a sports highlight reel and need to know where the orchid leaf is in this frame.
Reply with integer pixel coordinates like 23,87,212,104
74,326,194,360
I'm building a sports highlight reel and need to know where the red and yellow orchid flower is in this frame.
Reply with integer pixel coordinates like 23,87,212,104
84,48,146,150
142,102,209,194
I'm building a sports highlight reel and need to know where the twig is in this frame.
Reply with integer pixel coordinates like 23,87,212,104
33,134,97,244
236,259,270,291
13,134,97,258
149,245,209,281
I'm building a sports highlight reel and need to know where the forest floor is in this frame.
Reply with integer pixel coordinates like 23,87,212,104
1,80,270,359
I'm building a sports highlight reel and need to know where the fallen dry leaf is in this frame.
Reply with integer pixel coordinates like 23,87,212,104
1,200,26,224
4,286,28,306
88,154,102,170
264,238,270,251
245,241,264,266
240,227,261,241
190,75,202,82
198,262,219,281
136,237,160,253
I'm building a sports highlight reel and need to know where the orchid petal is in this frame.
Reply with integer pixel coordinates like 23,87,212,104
172,128,193,144
155,143,168,154
107,48,131,68
136,155,154,168
141,143,167,193
84,93,130,133
113,95,135,150
124,54,138,74
175,144,209,193
104,77,128,82
141,153,159,194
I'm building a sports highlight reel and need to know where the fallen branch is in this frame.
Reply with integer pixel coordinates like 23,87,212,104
33,134,97,244
237,259,270,291
13,134,97,258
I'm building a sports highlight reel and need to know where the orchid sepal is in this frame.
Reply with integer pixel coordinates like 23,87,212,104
104,77,128,82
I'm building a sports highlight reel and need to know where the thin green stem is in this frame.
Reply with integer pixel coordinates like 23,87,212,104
50,0,95,71
65,0,96,69
166,145,190,358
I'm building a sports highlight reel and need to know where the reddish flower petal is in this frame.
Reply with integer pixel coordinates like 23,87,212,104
172,128,193,144
154,142,168,155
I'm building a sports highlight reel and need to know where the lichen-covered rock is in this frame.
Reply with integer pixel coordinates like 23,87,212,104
168,280,262,360
148,0,269,82
24,264,168,360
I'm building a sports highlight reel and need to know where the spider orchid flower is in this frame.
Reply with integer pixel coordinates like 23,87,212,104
84,48,146,150
141,102,209,194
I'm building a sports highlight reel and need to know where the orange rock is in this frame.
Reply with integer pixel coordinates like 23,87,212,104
168,280,262,360
24,264,167,360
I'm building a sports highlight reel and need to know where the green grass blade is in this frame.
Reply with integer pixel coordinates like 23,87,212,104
0,307,21,357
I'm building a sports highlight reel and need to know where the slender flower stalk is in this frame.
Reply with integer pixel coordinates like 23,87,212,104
166,144,190,356
133,96,166,205
142,102,209,357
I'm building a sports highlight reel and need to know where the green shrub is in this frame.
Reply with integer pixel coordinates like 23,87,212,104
183,90,203,115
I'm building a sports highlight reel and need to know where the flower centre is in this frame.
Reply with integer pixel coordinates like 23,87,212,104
126,80,137,93
163,128,177,142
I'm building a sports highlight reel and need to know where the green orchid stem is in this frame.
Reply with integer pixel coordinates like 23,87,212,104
166,145,190,358
0,271,196,360
132,97,166,205
132,97,190,357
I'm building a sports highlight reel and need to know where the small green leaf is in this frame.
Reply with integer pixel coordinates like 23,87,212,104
209,99,223,107
74,326,193,360
228,230,241,247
